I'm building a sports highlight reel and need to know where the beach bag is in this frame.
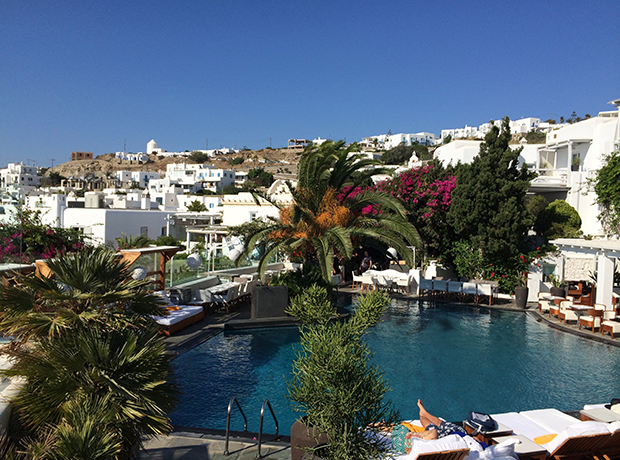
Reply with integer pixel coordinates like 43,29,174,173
466,411,498,435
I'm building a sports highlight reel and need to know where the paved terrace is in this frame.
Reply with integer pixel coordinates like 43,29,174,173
143,285,620,459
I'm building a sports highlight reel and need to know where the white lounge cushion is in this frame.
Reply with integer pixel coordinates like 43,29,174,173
152,290,175,306
404,433,469,459
543,421,609,454
491,412,552,441
520,408,579,433
153,305,204,326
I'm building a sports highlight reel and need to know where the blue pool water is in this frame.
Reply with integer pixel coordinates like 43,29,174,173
171,299,620,435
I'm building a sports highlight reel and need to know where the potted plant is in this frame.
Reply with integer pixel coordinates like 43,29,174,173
514,271,529,309
285,285,399,460
571,156,581,171
548,274,566,297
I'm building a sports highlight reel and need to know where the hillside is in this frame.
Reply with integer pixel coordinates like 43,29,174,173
45,148,302,179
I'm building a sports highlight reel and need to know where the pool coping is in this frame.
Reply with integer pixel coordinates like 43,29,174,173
527,307,620,348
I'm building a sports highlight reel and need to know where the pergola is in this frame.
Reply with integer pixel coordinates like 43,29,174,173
119,246,180,290
551,238,620,307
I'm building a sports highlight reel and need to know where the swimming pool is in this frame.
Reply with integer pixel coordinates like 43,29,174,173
171,299,620,435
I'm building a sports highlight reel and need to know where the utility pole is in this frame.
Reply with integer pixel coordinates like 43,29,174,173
206,138,208,150
270,137,272,148
51,158,55,167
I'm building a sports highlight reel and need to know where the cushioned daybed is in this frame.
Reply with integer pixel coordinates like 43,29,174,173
152,291,205,336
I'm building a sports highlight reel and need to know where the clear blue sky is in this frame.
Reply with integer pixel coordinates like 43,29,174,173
1,0,619,168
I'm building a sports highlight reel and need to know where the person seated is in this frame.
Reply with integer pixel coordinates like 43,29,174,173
377,399,467,454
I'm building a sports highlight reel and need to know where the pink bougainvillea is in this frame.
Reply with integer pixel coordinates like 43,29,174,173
376,165,456,219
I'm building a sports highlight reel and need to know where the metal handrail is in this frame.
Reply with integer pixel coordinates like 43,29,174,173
224,396,248,456
256,399,279,459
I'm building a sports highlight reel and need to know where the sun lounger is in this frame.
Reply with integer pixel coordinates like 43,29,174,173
406,434,471,460
492,412,554,442
580,407,620,423
542,421,610,459
494,410,611,459
152,305,205,336
520,408,580,433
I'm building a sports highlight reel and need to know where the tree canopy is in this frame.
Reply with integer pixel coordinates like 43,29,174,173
592,145,620,236
448,117,535,263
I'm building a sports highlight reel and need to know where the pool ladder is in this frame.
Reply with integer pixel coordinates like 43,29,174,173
224,396,279,459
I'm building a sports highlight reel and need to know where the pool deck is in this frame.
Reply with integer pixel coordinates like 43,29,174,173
140,433,291,460
146,284,620,458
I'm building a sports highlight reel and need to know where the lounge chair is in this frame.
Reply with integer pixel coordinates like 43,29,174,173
494,410,611,460
152,290,205,335
578,308,604,332
558,305,579,324
404,433,471,460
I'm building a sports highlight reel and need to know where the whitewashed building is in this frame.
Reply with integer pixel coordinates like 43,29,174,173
361,132,438,150
221,192,280,226
63,208,169,247
166,163,236,193
0,163,40,188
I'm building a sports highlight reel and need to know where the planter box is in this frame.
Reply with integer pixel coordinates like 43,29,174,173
550,286,565,297
514,286,529,309
291,419,329,460
251,285,289,318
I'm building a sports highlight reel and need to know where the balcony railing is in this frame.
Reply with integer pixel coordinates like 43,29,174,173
530,168,568,187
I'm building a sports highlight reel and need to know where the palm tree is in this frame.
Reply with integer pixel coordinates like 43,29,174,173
0,246,167,342
115,232,151,250
239,140,421,282
0,247,177,459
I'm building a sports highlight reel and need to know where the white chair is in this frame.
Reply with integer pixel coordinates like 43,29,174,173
396,274,414,295
602,304,617,320
360,273,374,291
419,278,433,297
477,283,494,305
352,273,365,290
557,300,576,323
213,284,240,313
539,300,550,314
446,281,462,301
432,280,447,297
461,282,477,303
579,309,603,332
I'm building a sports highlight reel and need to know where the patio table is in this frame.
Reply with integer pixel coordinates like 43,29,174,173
207,282,241,295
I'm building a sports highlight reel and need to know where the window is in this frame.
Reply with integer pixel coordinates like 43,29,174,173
140,227,148,237
161,227,166,236
249,212,257,221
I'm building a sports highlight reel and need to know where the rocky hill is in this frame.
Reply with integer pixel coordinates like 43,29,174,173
45,148,302,179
